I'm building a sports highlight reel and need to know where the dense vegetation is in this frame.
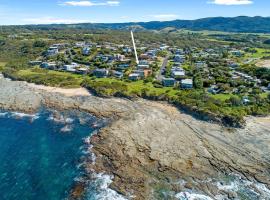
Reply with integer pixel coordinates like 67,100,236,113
1,16,270,33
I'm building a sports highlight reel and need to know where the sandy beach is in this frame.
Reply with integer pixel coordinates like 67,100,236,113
28,83,91,97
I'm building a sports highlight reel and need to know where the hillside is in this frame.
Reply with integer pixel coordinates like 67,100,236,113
2,16,270,33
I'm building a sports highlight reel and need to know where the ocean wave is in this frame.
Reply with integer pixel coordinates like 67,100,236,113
79,134,128,200
60,125,73,133
0,112,8,117
215,173,270,198
0,111,40,120
93,173,128,200
47,114,74,124
176,192,213,200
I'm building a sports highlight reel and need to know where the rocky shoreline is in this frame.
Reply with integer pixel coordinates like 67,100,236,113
1,75,270,199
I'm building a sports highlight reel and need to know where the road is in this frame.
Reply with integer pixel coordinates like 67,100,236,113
156,56,169,81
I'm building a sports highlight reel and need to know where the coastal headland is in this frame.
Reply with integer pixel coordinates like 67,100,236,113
1,76,270,199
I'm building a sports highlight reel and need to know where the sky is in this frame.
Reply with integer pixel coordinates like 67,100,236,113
0,0,269,25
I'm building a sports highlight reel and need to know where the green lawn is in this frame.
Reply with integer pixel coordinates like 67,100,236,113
244,48,270,59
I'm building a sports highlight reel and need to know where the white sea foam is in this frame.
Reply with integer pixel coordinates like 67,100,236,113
254,182,270,196
0,112,8,117
47,114,74,124
81,133,128,200
10,112,39,119
94,173,128,200
60,125,73,133
0,111,40,120
217,181,238,191
175,192,213,200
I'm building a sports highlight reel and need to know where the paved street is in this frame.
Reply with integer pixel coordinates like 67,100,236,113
156,56,169,81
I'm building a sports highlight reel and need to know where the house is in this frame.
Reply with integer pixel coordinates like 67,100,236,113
174,55,185,63
63,63,78,73
181,79,193,89
172,70,185,78
29,61,42,66
82,47,91,56
52,43,68,50
230,50,242,57
75,42,86,48
140,54,150,60
133,70,145,78
40,62,57,70
117,64,130,70
208,85,220,94
129,73,140,81
147,50,157,58
113,71,124,79
76,67,88,75
115,54,125,62
93,69,109,78
162,78,175,87
123,47,132,53
137,64,150,69
143,69,152,77
175,49,184,55
171,67,185,79
47,47,59,56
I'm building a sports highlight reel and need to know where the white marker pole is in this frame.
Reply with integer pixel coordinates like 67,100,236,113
131,31,139,65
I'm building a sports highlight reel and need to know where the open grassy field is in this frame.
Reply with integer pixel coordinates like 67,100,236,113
15,68,84,88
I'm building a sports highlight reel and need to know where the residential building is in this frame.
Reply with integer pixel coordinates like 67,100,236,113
171,67,185,79
129,73,140,81
93,69,109,78
47,47,59,56
40,62,57,70
162,78,175,87
82,47,91,56
29,61,42,66
181,79,193,89
113,71,124,79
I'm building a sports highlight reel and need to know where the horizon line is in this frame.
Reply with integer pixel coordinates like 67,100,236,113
0,15,269,26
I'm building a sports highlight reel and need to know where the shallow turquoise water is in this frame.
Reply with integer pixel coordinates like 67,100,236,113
0,110,102,200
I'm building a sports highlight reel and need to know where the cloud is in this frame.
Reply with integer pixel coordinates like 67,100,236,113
209,0,253,5
60,1,120,7
149,14,179,21
23,17,89,24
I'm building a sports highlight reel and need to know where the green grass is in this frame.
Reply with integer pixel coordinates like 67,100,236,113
90,78,177,96
0,62,6,71
260,92,269,99
243,48,270,59
210,93,236,101
15,68,84,88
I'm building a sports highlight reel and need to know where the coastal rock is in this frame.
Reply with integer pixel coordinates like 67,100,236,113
1,77,270,199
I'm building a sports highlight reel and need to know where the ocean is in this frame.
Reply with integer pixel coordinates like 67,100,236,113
1,109,269,200
0,109,125,200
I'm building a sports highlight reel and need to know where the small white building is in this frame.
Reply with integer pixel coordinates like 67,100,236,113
181,79,193,89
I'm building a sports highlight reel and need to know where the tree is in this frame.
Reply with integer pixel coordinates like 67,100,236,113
193,74,203,89
33,40,47,48
228,96,242,106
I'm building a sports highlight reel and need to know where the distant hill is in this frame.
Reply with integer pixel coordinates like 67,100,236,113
3,16,270,33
